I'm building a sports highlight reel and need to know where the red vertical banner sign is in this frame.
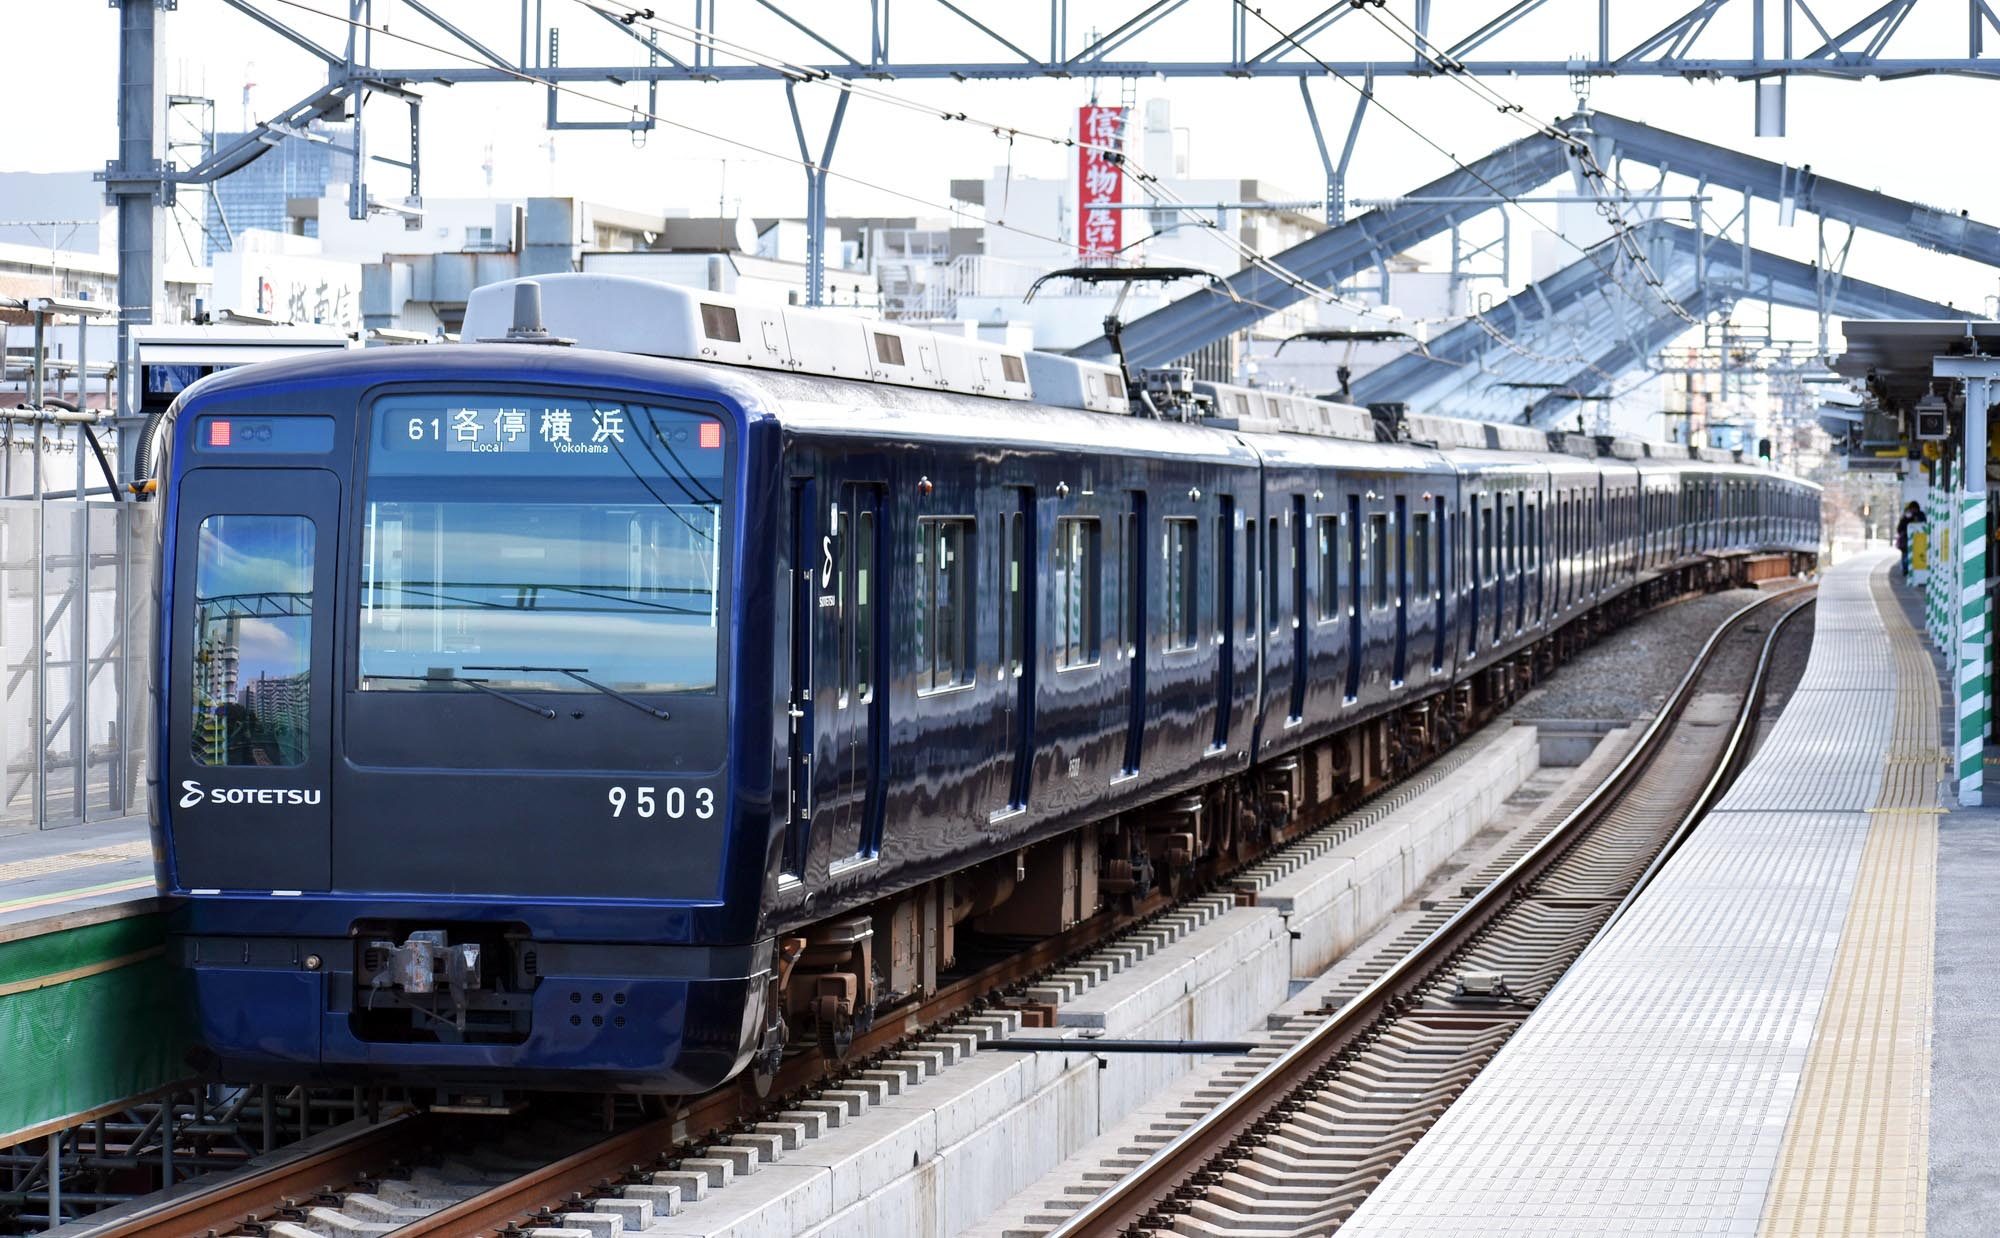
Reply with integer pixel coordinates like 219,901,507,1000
1078,105,1126,259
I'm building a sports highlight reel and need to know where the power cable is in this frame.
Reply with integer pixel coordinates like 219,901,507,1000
1233,1,1695,328
242,0,1590,388
584,0,1431,334
586,1,1616,381
1345,2,1695,323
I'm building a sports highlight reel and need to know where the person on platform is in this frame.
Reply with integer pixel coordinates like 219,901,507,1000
1896,501,1926,577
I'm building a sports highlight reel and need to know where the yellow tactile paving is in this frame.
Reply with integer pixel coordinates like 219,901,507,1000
1759,563,1942,1238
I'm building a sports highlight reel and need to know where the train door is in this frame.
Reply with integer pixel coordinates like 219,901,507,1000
1548,494,1559,611
1344,495,1363,700
1528,494,1542,624
814,482,884,869
1510,492,1525,633
1121,492,1146,777
840,485,885,857
1490,497,1505,645
1213,495,1235,749
1392,493,1409,684
1431,494,1447,673
783,478,816,877
168,467,338,891
1245,505,1261,714
1289,495,1308,722
1465,496,1481,656
1004,489,1036,809
1594,478,1606,594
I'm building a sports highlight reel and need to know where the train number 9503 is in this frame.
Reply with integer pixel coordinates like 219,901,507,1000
607,785,716,820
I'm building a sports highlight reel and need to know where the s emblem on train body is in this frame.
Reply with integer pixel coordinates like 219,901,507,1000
180,780,205,809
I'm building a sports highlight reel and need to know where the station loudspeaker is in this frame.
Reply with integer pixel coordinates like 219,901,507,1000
1914,394,1950,441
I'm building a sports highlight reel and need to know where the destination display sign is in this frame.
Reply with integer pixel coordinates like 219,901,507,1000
378,399,722,460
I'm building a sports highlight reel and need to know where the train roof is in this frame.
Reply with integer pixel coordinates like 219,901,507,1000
164,339,1262,467
175,275,1814,491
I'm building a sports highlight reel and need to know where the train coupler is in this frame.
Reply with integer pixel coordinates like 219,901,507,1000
361,929,483,1031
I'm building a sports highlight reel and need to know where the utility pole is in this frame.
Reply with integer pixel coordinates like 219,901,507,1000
105,0,167,478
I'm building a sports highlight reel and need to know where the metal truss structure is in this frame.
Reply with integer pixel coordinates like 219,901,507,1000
103,1,2000,442
212,0,2000,86
1080,110,2000,372
1351,221,1964,426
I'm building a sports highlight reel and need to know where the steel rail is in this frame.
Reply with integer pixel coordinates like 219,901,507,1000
386,1116,679,1236
83,1109,428,1238
1048,582,1816,1237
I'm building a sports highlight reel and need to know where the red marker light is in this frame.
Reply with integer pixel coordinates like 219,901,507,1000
208,420,232,447
698,421,722,449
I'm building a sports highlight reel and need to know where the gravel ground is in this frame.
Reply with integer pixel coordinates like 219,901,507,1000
1512,587,1771,722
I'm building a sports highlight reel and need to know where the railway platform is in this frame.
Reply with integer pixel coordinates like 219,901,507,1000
1341,548,1996,1237
0,814,185,1146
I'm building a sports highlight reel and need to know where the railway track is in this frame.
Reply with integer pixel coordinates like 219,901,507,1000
71,731,1527,1238
1045,584,1816,1238
70,584,1804,1238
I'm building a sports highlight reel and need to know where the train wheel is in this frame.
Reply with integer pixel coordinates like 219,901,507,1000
748,1016,787,1098
818,1016,854,1061
814,987,858,1062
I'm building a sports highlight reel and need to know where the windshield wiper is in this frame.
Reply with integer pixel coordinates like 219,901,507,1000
367,671,558,719
460,665,672,720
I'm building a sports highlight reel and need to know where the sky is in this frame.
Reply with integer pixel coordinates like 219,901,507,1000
7,2,1999,328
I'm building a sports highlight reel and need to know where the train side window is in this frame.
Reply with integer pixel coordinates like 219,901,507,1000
1412,510,1432,600
916,517,974,693
1243,517,1258,639
1503,500,1517,576
854,509,875,700
1266,517,1282,633
1481,502,1495,582
1316,514,1339,622
190,515,316,767
998,511,1026,677
1566,495,1577,602
1055,517,1101,670
1116,510,1135,654
1165,518,1198,651
1369,512,1391,608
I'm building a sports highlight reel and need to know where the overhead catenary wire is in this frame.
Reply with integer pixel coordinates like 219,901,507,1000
241,0,1596,389
259,0,1381,354
1232,1,1697,331
1343,1,1697,326
580,0,1439,337
251,0,1092,258
581,0,1622,383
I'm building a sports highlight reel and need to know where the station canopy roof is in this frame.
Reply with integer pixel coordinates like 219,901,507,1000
1835,319,2000,410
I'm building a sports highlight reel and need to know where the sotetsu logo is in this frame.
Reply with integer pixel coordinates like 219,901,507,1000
178,780,322,809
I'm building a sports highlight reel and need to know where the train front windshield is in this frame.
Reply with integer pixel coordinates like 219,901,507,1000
359,394,727,696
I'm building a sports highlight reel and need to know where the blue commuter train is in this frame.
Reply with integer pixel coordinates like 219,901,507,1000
146,274,1820,1095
